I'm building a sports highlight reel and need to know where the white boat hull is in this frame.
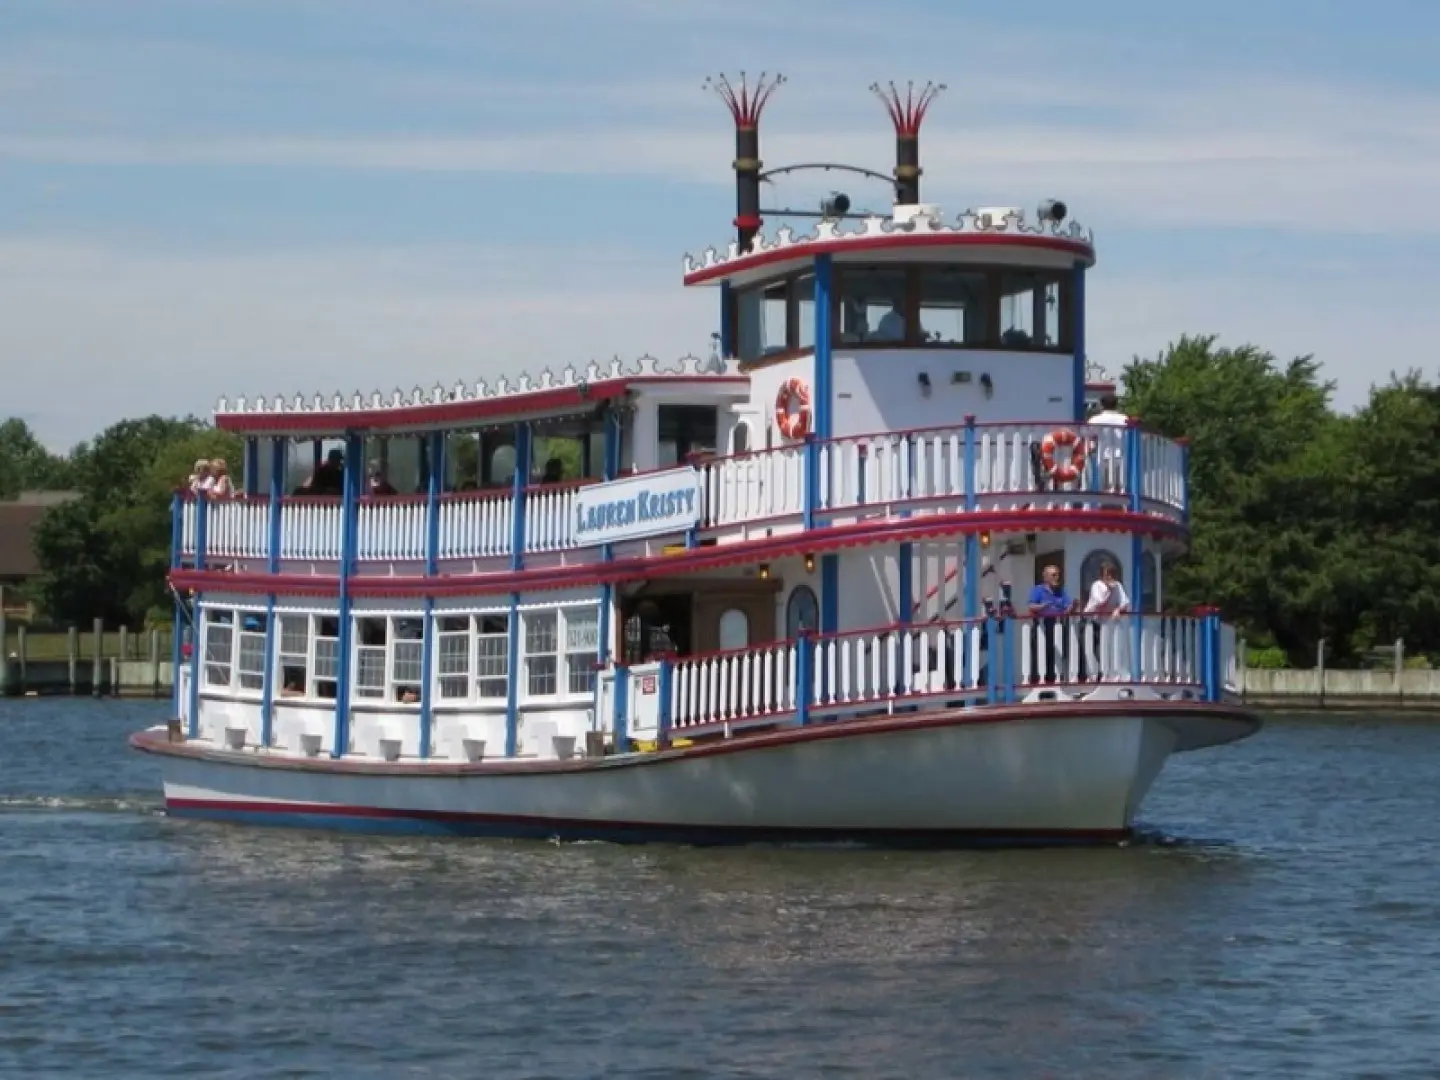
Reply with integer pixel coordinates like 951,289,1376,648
134,702,1258,845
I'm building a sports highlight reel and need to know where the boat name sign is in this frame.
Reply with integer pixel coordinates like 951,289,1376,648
572,467,703,546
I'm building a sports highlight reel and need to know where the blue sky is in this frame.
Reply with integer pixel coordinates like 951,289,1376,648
1,0,1437,447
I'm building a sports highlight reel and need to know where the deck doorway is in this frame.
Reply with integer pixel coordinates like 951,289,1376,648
618,578,780,664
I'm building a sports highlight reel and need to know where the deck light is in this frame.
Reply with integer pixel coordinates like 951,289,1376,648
1037,198,1067,223
917,372,932,397
804,553,815,572
979,531,991,548
758,563,770,579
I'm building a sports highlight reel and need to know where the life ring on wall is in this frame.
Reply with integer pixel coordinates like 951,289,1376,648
1041,428,1087,483
774,377,812,440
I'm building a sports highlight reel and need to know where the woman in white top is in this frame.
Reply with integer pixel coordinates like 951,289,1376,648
188,459,210,494
1082,560,1130,680
206,458,234,499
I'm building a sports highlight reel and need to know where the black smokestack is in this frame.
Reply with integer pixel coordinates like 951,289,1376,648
707,72,785,252
871,81,945,207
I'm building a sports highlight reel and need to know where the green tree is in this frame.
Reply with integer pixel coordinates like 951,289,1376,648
29,416,240,627
0,418,70,498
1121,335,1360,663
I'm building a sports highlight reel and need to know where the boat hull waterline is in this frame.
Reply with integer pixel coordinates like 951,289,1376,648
133,703,1260,846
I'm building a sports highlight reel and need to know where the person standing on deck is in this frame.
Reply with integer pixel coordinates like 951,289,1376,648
1027,564,1074,683
1081,559,1130,681
1088,393,1129,492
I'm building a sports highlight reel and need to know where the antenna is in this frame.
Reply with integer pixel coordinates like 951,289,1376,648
870,80,945,206
706,72,785,252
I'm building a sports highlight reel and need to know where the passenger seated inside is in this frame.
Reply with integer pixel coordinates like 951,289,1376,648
297,448,344,495
541,457,564,484
874,300,907,342
368,460,397,496
395,685,419,704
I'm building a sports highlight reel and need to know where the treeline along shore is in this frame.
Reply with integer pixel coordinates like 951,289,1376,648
1,336,1438,703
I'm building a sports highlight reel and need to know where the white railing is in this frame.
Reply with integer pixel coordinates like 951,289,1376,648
356,498,428,562
651,613,1229,738
700,446,807,529
438,493,513,560
176,422,1189,564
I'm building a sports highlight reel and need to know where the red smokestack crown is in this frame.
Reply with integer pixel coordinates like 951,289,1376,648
871,80,945,206
706,72,785,250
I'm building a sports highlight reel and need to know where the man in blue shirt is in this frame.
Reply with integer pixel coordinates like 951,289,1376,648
1027,563,1074,683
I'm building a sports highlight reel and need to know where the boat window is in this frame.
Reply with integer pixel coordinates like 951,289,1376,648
354,617,389,699
917,268,989,346
277,614,309,697
836,266,908,344
565,608,600,694
475,615,510,699
718,609,749,651
435,615,471,699
999,270,1063,349
1142,551,1159,613
446,434,481,491
731,420,751,455
525,611,559,695
202,609,234,688
391,617,424,703
734,273,815,361
313,616,340,700
235,612,267,691
658,404,718,467
785,585,819,637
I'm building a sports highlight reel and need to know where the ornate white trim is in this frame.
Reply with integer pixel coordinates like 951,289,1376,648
214,353,733,418
683,208,1095,277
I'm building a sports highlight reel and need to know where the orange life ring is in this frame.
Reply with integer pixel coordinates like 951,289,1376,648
1040,428,1087,483
774,377,812,440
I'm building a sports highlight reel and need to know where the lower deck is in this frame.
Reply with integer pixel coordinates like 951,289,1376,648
180,529,1235,766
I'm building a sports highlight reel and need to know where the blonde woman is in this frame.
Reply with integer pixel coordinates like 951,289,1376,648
207,458,234,499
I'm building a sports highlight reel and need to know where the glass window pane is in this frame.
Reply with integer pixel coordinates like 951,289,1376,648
837,267,908,344
917,269,988,345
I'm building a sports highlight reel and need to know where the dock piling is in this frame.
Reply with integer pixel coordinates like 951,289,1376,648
68,626,78,694
16,625,27,693
91,618,103,697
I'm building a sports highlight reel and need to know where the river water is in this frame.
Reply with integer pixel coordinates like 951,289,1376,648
2,700,1438,1079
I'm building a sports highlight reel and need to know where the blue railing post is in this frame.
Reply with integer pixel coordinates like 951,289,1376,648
170,492,184,567
1000,617,1016,703
613,665,630,752
510,423,531,568
1205,609,1224,701
796,631,813,725
803,433,819,529
963,414,978,510
187,604,202,739
332,431,363,759
504,593,521,757
260,596,276,748
194,493,209,571
267,437,284,572
1130,534,1146,685
898,544,913,626
1126,418,1143,512
1197,608,1215,701
424,431,444,576
657,658,674,747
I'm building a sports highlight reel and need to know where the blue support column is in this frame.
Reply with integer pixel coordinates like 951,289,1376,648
194,494,209,571
1198,608,1215,702
1001,617,1016,703
813,254,833,440
311,440,323,474
613,664,629,751
963,414,978,511
796,631,812,726
898,543,913,626
332,432,363,759
424,431,444,576
267,438,285,573
260,595,276,748
504,593,521,757
170,493,183,569
170,493,185,720
1126,420,1143,513
819,553,838,703
188,600,202,738
243,438,260,496
510,423,532,570
597,584,612,664
419,598,435,758
1072,261,1087,424
802,435,819,530
1130,533,1146,684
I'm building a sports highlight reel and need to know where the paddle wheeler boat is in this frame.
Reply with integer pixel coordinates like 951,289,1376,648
132,78,1259,843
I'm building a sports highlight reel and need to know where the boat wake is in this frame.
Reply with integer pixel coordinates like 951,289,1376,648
0,793,163,815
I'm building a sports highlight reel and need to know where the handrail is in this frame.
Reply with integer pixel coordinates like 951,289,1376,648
616,611,1235,742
